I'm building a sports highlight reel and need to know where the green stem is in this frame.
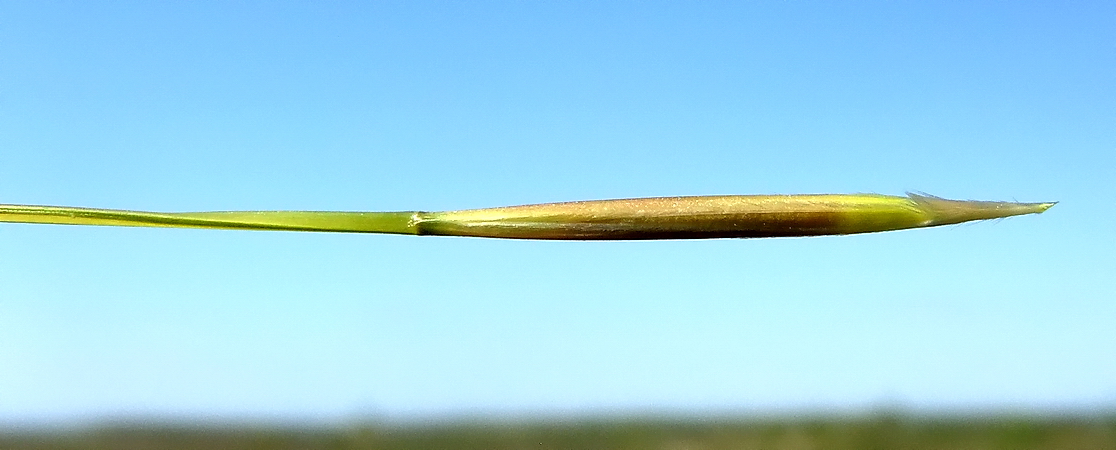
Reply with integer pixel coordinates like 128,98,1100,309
0,205,421,234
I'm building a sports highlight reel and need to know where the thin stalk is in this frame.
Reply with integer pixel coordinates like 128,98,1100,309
0,193,1054,240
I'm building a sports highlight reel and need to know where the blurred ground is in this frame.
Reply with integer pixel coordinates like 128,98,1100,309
3,414,1114,450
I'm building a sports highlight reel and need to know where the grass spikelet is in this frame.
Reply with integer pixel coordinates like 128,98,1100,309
0,193,1054,240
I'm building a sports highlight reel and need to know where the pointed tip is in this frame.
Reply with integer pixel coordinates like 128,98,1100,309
1035,201,1057,213
1005,200,1059,215
909,194,1057,226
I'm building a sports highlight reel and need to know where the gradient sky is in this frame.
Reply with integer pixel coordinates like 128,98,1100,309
1,1,1113,424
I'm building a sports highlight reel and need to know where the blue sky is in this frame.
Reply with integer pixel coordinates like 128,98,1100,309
1,1,1113,424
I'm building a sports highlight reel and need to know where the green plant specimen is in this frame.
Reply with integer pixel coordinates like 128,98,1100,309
0,193,1053,240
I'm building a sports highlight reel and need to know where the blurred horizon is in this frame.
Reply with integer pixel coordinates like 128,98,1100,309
6,401,1112,428
5,412,1116,450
